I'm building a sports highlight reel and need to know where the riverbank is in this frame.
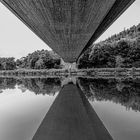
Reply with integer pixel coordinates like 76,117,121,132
0,68,140,79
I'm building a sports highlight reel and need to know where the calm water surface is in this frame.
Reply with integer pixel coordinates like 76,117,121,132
0,77,140,140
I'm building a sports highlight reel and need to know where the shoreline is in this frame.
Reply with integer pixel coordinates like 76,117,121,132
0,68,140,79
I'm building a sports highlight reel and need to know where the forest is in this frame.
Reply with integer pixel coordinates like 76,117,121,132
0,50,61,70
78,23,140,69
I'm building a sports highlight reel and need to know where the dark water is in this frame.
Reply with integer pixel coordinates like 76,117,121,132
0,77,140,140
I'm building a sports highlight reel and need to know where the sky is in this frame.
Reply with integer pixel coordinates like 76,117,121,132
0,1,140,59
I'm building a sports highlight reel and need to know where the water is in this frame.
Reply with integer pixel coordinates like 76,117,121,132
0,77,140,140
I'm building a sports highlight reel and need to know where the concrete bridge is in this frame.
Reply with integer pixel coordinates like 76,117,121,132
1,0,135,63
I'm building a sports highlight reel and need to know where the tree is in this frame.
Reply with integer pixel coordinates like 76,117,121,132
16,50,61,69
0,57,16,70
78,23,140,69
115,55,124,67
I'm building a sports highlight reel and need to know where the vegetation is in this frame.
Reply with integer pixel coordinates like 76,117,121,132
0,50,61,71
0,57,16,70
78,23,140,69
16,50,61,69
103,23,140,43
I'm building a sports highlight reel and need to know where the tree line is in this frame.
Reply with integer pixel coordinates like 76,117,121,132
104,23,140,43
0,57,16,70
78,23,140,68
0,50,61,70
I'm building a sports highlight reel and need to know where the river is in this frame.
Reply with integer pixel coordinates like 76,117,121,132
0,77,140,140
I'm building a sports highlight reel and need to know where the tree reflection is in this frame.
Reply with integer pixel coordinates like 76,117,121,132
17,78,61,95
0,77,61,95
0,78,16,92
78,78,140,112
1,77,140,112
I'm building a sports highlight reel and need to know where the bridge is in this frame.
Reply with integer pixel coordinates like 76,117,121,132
1,0,135,63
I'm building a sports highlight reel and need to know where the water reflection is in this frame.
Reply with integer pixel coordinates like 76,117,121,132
0,84,58,140
17,78,61,95
0,77,140,140
0,78,16,92
33,83,113,140
0,78,61,95
78,78,140,112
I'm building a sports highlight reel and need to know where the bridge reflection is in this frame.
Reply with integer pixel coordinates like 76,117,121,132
33,83,113,140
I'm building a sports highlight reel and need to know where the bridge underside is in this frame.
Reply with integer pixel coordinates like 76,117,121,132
1,0,135,62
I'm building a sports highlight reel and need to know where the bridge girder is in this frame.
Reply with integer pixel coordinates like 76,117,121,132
1,0,135,62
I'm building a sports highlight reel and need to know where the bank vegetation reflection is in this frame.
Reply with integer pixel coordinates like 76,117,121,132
0,77,140,112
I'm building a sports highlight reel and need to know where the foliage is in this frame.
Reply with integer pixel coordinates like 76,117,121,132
0,50,62,70
0,57,16,70
78,23,140,68
104,23,140,43
16,50,61,69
